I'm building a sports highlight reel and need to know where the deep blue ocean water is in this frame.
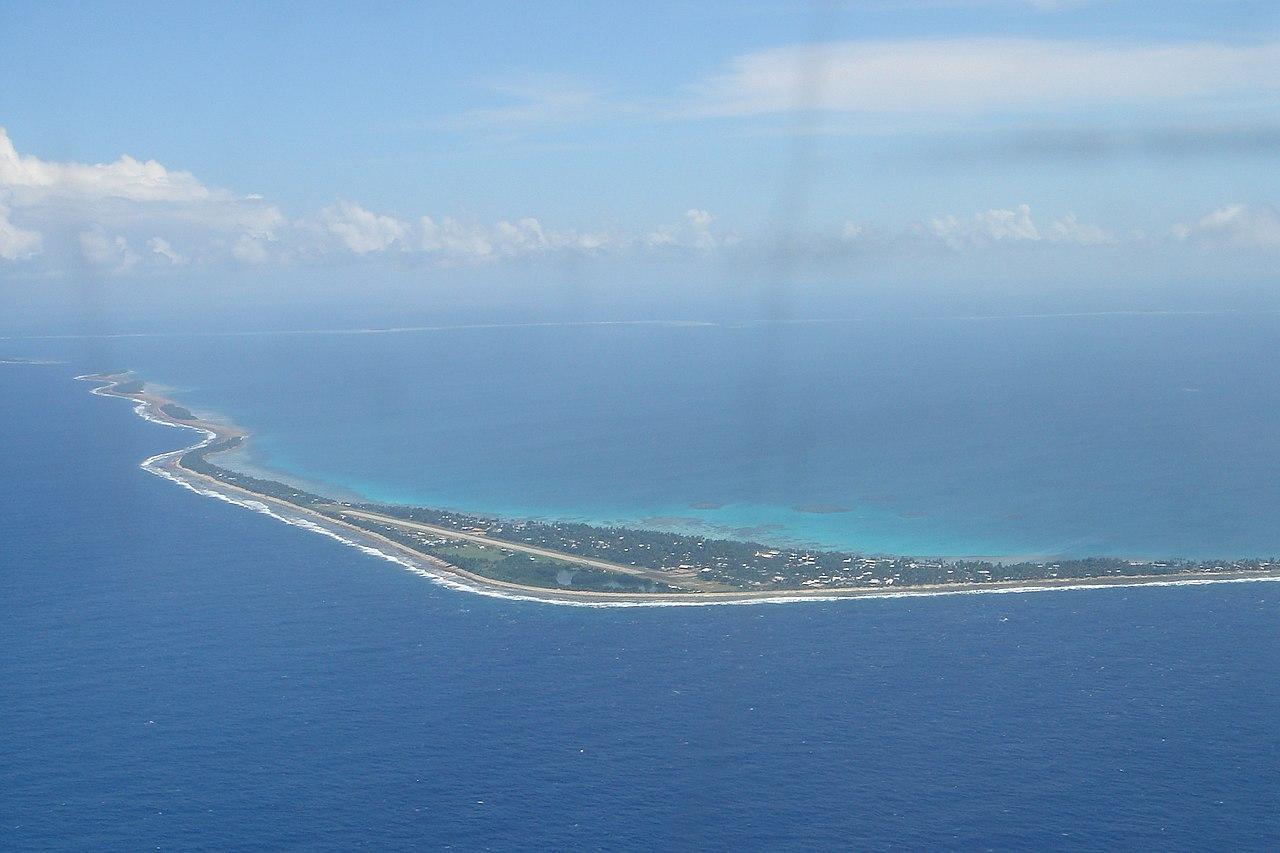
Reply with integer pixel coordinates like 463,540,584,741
3,351,1280,849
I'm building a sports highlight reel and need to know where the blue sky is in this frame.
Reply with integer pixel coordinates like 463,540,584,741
1,0,1278,321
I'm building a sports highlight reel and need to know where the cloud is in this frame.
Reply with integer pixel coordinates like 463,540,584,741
690,39,1280,117
79,229,138,272
840,221,866,241
644,209,726,250
925,204,1110,248
0,203,41,260
416,211,725,261
493,218,555,253
929,204,1040,245
1043,212,1111,245
0,127,285,270
4,125,1274,281
0,126,212,203
0,123,725,273
683,209,716,249
685,208,714,229
147,236,185,265
442,75,617,134
1173,203,1280,248
231,233,273,265
418,215,625,259
419,216,495,258
319,201,409,254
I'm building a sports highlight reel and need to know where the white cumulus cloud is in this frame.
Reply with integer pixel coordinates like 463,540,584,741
318,201,409,254
0,127,284,270
1044,213,1112,245
685,208,714,229
0,126,212,203
10,124,1269,280
925,204,1109,248
645,209,724,250
419,216,495,258
927,204,1039,247
418,215,626,260
1173,203,1280,248
0,203,41,260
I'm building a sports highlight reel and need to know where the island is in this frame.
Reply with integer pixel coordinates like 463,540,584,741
80,372,1280,604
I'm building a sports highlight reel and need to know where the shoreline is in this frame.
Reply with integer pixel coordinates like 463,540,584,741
78,372,1280,607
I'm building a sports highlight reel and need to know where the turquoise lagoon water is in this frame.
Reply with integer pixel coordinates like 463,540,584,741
28,311,1280,559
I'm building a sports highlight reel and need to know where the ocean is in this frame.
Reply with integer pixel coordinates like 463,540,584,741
20,312,1280,559
3,316,1280,848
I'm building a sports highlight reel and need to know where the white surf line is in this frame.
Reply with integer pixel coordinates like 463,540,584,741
8,319,720,342
76,374,591,605
77,373,1280,608
17,309,1280,343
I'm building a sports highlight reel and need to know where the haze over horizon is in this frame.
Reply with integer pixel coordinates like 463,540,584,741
2,0,1279,333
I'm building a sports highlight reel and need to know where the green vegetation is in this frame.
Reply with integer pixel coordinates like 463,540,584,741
180,439,334,510
160,403,195,420
349,519,674,593
449,552,673,593
432,542,507,564
176,444,673,592
171,430,1279,595
350,503,1277,592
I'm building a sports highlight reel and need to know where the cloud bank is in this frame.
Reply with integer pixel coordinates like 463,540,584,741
690,38,1280,117
0,127,1274,278
0,128,727,274
923,204,1112,248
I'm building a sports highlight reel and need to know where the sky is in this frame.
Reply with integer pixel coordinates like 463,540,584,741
2,0,1279,330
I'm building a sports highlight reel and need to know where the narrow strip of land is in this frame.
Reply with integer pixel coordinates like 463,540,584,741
79,372,1280,605
334,507,724,591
